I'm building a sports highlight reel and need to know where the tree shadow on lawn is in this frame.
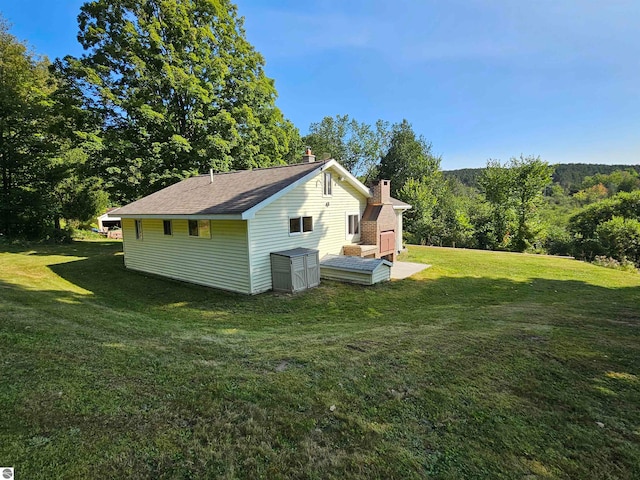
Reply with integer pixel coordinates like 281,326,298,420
0,239,124,257
37,241,640,332
3,248,640,480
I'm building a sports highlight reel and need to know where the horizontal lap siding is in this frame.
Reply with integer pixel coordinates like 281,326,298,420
249,168,367,293
320,268,373,285
373,266,391,283
122,218,250,293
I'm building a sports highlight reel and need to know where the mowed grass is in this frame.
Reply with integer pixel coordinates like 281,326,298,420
1,241,639,479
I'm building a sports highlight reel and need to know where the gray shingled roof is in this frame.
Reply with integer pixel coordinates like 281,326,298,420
390,197,411,208
113,161,324,216
320,254,392,273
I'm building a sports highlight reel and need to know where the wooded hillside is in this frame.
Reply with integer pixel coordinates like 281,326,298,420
445,163,640,191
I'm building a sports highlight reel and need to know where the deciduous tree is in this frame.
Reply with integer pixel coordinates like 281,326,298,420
510,155,554,251
303,115,389,181
477,155,552,251
64,0,299,202
377,120,442,244
0,19,56,237
0,18,107,238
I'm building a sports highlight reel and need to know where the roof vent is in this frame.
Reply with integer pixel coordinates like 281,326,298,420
210,168,214,184
302,147,316,164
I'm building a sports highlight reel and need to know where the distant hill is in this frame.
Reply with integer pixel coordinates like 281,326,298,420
444,163,640,191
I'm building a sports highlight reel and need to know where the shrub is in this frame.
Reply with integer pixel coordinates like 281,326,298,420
593,256,638,273
595,216,640,266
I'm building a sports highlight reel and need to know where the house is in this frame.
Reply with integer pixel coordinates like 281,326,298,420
113,150,411,294
97,208,122,232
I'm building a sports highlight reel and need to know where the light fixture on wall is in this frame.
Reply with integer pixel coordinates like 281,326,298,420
325,202,330,207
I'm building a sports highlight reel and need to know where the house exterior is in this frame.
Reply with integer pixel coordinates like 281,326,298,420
113,153,410,294
97,208,121,231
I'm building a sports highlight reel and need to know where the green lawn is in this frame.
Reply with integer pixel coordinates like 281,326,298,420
1,241,639,479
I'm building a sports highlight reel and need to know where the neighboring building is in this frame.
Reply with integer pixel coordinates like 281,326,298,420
113,152,411,294
97,209,122,231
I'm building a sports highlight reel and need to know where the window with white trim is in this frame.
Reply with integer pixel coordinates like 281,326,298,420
135,220,143,240
188,219,211,238
323,172,332,196
289,216,313,235
347,214,360,235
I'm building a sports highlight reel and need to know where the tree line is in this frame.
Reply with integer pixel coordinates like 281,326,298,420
1,0,302,240
445,163,640,192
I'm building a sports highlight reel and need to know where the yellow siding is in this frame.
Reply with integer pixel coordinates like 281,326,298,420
122,218,250,293
248,167,367,293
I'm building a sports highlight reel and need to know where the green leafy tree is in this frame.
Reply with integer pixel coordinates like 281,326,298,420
50,148,109,228
0,18,108,238
477,159,515,249
377,120,441,198
428,178,475,248
303,115,389,180
595,216,640,265
64,0,299,202
477,155,552,251
399,177,439,244
377,120,442,244
582,169,640,196
569,190,640,261
510,155,554,251
0,19,57,238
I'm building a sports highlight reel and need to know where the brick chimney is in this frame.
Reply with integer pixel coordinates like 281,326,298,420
302,147,316,164
370,179,391,204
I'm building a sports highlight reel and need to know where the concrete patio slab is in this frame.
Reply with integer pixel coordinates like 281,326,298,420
390,261,431,279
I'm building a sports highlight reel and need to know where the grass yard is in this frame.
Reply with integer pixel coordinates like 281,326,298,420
1,241,639,479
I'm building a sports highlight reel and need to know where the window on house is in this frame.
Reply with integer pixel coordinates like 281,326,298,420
324,172,332,196
188,219,211,238
163,220,172,236
289,216,313,234
348,214,360,235
303,216,313,232
135,220,143,240
289,217,301,234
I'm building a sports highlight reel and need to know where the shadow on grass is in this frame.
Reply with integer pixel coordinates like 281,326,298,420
2,243,640,480
0,239,124,257
19,241,634,331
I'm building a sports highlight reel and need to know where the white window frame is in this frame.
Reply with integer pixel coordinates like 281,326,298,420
289,216,313,236
135,219,143,240
323,172,332,196
345,212,360,242
188,219,211,238
163,219,173,236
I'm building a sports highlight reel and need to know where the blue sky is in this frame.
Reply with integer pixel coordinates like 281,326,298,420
3,0,639,170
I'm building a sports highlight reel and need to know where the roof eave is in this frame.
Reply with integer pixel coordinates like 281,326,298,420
321,160,372,198
117,213,243,220
241,159,371,220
